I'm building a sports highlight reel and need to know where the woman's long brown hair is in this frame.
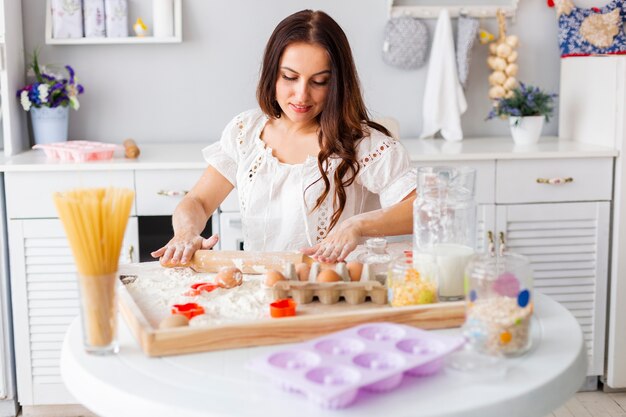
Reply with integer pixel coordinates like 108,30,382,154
257,9,390,231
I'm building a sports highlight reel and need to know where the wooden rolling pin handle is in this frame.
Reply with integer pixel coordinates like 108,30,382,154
123,138,140,159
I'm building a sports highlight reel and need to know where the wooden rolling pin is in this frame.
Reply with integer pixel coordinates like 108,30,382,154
185,250,328,274
123,138,140,159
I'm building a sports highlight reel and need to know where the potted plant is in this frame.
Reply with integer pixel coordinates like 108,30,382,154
16,50,84,145
487,83,556,145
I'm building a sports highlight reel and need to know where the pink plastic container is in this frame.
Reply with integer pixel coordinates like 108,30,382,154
249,323,464,408
33,141,121,162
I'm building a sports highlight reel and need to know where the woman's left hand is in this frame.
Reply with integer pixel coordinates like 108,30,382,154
301,218,362,263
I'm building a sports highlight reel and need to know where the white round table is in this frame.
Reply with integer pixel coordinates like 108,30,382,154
61,293,586,417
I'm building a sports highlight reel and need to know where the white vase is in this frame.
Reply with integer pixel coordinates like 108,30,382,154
509,116,544,145
30,106,70,145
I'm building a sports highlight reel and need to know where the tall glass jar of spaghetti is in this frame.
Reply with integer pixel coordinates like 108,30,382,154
463,252,533,357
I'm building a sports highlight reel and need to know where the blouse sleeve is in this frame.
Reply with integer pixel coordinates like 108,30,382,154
202,114,242,187
356,131,416,207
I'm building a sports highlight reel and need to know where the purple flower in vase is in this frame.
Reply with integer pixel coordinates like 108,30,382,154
16,49,84,112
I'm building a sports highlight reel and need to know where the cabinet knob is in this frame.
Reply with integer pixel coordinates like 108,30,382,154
499,232,506,256
536,177,573,185
157,190,188,197
127,245,135,263
487,230,495,256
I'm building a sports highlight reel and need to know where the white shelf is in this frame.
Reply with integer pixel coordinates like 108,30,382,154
388,0,519,19
45,0,182,45
46,35,180,45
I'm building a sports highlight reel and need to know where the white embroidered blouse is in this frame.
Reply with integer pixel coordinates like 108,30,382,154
202,109,416,251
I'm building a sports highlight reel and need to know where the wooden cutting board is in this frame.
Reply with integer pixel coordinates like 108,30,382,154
117,263,465,357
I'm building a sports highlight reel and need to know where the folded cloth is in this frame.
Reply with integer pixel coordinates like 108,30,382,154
456,16,480,88
420,9,468,142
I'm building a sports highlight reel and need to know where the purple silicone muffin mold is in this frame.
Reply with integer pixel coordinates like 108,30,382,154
249,322,464,408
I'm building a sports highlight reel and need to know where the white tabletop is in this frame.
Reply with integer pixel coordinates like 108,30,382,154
61,293,586,417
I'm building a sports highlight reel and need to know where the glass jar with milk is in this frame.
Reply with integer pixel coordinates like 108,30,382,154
413,166,476,301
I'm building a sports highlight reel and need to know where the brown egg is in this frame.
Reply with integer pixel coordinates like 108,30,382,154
295,263,311,281
264,270,285,287
346,262,363,281
216,267,243,288
159,314,189,329
316,269,341,283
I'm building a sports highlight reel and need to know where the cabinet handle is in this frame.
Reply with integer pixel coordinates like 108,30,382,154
536,177,573,185
487,230,495,256
127,245,135,263
228,218,242,227
499,232,506,256
157,190,188,197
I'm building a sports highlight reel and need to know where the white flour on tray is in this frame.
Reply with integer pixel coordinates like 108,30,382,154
120,262,272,328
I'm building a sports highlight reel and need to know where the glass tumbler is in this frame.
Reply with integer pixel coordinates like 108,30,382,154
77,272,119,355
464,252,534,357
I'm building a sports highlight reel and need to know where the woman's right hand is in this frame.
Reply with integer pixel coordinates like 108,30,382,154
151,233,219,267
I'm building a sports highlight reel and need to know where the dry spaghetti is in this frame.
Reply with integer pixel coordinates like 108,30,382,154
54,187,134,350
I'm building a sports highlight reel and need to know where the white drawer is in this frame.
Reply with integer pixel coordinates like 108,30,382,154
496,158,613,203
5,171,135,219
135,169,203,216
218,212,244,250
412,160,495,204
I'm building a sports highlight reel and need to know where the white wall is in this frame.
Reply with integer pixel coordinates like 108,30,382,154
21,0,565,143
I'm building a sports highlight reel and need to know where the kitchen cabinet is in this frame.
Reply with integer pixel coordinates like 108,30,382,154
495,202,610,377
8,218,137,405
560,56,626,390
0,140,615,408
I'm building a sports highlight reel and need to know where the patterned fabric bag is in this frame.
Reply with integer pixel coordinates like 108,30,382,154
382,16,430,70
556,0,626,57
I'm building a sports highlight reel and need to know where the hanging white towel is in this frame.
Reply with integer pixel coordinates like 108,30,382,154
420,9,467,142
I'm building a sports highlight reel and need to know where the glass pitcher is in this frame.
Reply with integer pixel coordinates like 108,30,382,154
413,166,476,301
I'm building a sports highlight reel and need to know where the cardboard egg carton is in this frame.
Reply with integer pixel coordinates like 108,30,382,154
271,262,387,305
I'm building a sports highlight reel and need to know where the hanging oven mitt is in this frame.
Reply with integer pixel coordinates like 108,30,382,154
382,16,430,70
456,16,480,88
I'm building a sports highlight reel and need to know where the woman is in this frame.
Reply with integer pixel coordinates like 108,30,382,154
152,10,416,266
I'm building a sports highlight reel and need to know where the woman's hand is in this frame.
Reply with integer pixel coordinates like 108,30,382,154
151,233,219,267
301,218,362,263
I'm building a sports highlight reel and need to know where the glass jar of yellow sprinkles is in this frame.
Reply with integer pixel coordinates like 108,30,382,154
463,252,533,357
387,253,438,307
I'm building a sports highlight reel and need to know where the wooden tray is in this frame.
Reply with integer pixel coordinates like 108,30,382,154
118,273,465,357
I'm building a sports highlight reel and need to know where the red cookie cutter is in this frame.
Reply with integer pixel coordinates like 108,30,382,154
171,303,205,320
270,299,297,318
184,282,220,296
